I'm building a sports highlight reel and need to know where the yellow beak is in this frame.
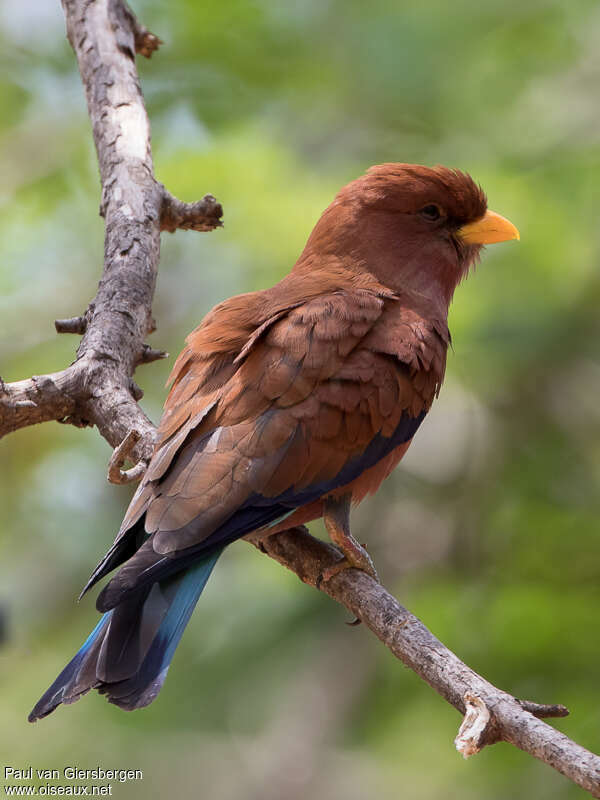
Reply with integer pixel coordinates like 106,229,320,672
458,209,520,245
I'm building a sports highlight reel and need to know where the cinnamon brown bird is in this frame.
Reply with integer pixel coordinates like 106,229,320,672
29,164,519,719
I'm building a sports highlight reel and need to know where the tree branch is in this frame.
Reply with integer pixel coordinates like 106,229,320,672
107,428,146,484
115,0,163,58
54,315,87,335
0,0,222,467
4,1,599,796
161,189,224,233
248,526,600,797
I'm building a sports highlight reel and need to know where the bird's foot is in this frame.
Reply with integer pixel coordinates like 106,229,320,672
320,494,380,586
319,540,379,585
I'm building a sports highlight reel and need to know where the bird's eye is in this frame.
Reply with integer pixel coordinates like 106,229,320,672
420,204,442,221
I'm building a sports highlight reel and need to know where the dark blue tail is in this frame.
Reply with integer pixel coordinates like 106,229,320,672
29,551,221,721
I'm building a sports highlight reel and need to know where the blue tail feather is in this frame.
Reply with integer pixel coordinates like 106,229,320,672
29,551,221,721
28,614,113,721
97,550,221,710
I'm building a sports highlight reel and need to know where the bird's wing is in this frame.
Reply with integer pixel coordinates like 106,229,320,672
89,289,445,609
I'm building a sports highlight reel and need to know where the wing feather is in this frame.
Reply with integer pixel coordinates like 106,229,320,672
90,288,447,607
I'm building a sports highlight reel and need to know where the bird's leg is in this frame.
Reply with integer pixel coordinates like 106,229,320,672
320,494,379,583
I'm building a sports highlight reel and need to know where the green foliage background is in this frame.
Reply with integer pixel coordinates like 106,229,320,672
1,1,599,797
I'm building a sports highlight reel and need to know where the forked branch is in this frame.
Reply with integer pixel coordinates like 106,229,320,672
0,0,222,470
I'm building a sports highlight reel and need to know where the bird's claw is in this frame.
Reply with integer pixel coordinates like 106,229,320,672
317,546,379,586
317,555,351,586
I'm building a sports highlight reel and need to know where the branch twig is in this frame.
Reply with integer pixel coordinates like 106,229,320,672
55,315,87,335
160,190,224,233
115,0,163,58
107,429,146,484
137,344,169,365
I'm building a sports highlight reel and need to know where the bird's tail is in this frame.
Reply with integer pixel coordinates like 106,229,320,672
28,550,222,721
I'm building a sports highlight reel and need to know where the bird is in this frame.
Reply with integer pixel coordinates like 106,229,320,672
29,163,519,720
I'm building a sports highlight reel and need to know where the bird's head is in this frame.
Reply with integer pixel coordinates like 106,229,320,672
296,163,519,310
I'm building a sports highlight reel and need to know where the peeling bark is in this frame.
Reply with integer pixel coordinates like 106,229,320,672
0,0,222,466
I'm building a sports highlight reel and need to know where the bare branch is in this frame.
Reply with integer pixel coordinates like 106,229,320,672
137,344,169,364
0,368,78,434
0,0,221,466
160,190,224,233
518,699,570,719
55,316,87,335
249,526,600,797
114,0,163,58
134,29,162,58
107,429,146,484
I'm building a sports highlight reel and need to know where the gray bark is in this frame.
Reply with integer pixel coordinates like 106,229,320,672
251,527,600,796
0,0,222,466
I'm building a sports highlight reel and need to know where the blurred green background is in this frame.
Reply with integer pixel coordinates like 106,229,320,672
1,0,599,797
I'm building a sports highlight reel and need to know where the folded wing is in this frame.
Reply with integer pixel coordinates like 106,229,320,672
84,287,446,611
